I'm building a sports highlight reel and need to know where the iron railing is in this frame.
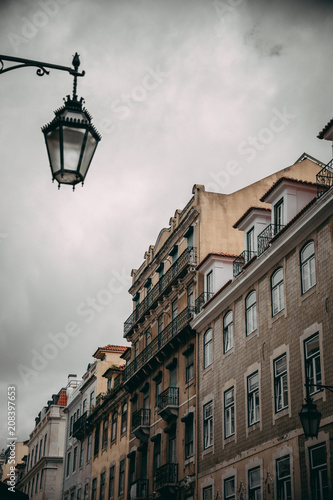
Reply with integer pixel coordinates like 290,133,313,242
257,224,284,256
233,250,257,277
317,162,333,198
195,292,214,314
154,463,178,490
72,411,90,440
130,479,149,499
124,247,197,335
131,409,150,430
124,307,192,383
157,387,179,411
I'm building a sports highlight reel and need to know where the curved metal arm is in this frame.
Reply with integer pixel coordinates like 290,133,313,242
0,53,85,77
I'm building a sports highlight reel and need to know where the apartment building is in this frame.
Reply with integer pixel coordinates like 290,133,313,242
191,166,333,498
121,155,322,499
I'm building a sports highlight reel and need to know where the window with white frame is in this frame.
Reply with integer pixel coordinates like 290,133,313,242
111,411,117,442
86,434,92,461
185,347,194,383
73,446,77,472
224,477,235,500
108,465,115,500
223,310,233,353
309,443,329,500
301,241,316,294
274,354,288,413
102,418,108,448
184,415,194,459
247,227,255,254
247,372,260,426
206,270,213,296
224,387,235,438
274,198,284,230
271,268,284,316
246,291,257,336
203,485,213,500
66,451,71,477
119,459,125,497
79,441,84,468
276,455,292,500
248,467,261,500
121,402,128,434
204,329,213,369
304,333,322,395
203,401,213,449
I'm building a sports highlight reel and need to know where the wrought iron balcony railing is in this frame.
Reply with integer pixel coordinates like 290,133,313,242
233,250,257,277
195,292,214,314
154,463,178,490
124,307,192,383
317,162,333,198
124,247,197,336
72,410,90,440
131,409,150,430
157,387,179,412
257,224,284,256
130,479,149,500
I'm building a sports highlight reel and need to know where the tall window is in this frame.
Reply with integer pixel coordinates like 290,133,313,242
248,467,261,500
35,444,38,463
119,459,125,497
224,387,235,438
247,227,255,254
43,434,47,456
204,329,213,369
155,375,162,405
276,455,292,500
91,478,97,500
153,439,161,474
245,291,257,336
187,283,194,314
206,270,213,296
111,412,117,442
40,469,44,489
203,401,213,449
301,241,316,293
309,443,329,500
31,478,35,497
184,416,194,459
35,473,39,493
121,402,128,434
247,372,260,426
82,399,87,414
102,419,108,448
274,354,288,413
84,483,89,500
90,390,95,409
145,329,151,347
86,434,92,461
100,471,106,500
223,310,233,353
79,441,84,468
94,424,100,457
224,476,235,500
77,488,81,500
203,486,213,500
274,198,284,230
304,334,322,395
66,451,71,477
129,452,136,486
39,439,42,459
271,268,284,316
158,314,164,335
73,446,77,472
185,347,194,383
108,466,115,500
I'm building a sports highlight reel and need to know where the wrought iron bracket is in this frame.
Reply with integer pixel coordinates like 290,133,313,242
0,53,85,78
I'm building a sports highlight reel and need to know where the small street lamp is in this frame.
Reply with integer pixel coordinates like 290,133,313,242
0,53,101,190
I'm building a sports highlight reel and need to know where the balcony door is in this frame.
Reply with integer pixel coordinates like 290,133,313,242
169,434,177,464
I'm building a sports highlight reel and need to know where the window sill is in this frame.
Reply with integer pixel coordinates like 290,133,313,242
223,348,234,358
273,407,289,424
245,330,259,343
203,365,213,374
202,446,213,457
299,285,316,305
247,421,260,434
223,435,235,446
184,456,195,466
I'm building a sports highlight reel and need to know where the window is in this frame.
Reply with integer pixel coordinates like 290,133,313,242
187,282,194,314
40,469,43,489
111,412,117,442
102,419,108,448
185,415,194,459
43,434,47,456
246,291,257,336
79,441,84,468
271,268,284,316
206,270,213,296
274,198,284,230
248,467,261,500
224,388,235,438
108,466,115,500
31,478,35,497
276,455,292,500
153,438,161,474
84,483,89,500
35,473,39,493
77,488,82,500
134,340,139,359
66,451,71,477
304,334,322,395
121,402,128,434
119,459,125,497
35,444,38,463
100,471,106,500
247,372,260,426
224,477,235,500
203,486,213,500
223,310,233,353
90,390,95,409
309,443,329,500
129,452,136,486
73,446,77,472
86,434,92,461
91,478,97,500
185,347,194,383
39,439,43,459
82,399,87,414
203,401,213,449
155,376,162,405
247,227,255,254
31,449,34,466
145,329,151,347
274,354,288,413
94,424,100,457
158,314,164,335
204,329,213,368
301,241,316,293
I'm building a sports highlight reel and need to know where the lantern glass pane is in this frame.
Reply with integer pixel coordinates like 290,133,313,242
62,126,85,173
45,128,61,174
79,132,98,178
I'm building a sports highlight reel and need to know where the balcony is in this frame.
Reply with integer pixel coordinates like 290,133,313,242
257,224,284,256
317,161,333,198
195,292,213,314
131,409,150,441
72,411,91,440
154,463,178,492
233,250,257,277
157,387,179,420
124,307,193,386
124,247,197,336
130,479,149,500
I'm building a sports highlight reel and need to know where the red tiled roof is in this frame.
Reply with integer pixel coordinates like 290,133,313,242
197,252,239,271
57,390,67,407
92,344,128,358
233,206,271,229
318,118,333,139
260,177,317,202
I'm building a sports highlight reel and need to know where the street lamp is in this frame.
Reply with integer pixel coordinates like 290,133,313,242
0,53,101,190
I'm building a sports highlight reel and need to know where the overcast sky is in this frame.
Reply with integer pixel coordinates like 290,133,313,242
0,0,333,447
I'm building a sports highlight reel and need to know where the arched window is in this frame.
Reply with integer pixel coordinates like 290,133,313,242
203,329,213,368
271,268,284,316
223,311,233,353
111,411,117,442
245,291,257,336
300,240,316,293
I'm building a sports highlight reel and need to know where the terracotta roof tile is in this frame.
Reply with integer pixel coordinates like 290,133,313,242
57,391,67,406
260,177,317,202
318,118,333,139
233,206,271,229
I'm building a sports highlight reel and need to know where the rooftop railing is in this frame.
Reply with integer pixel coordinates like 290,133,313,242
317,162,333,198
257,224,284,256
233,250,257,277
131,408,150,430
157,387,179,412
195,292,214,314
